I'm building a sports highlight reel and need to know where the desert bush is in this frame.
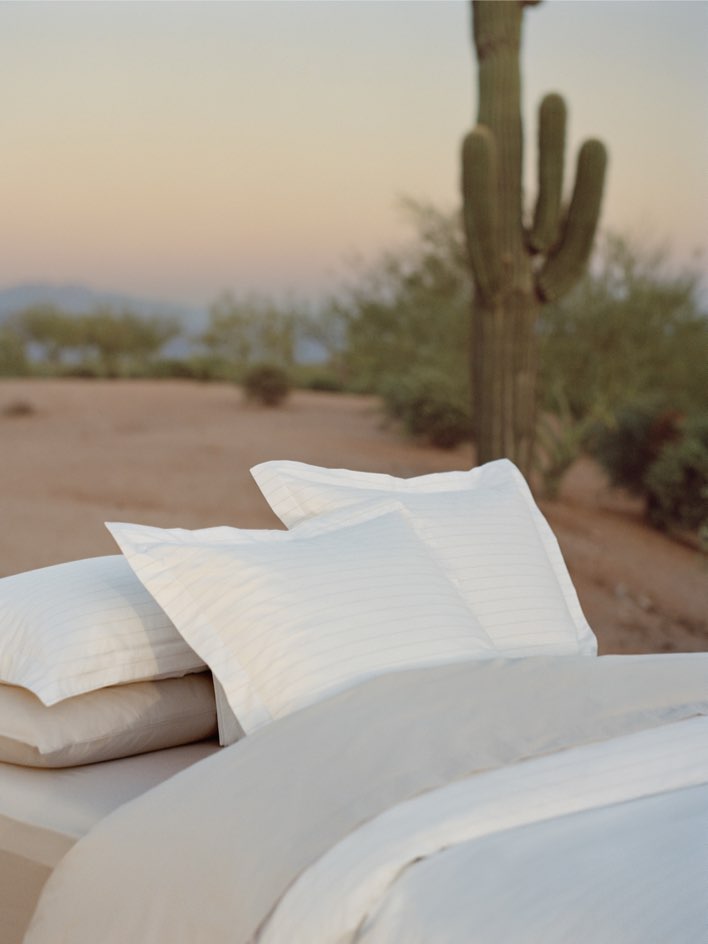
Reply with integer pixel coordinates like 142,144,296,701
81,309,181,377
142,358,196,380
381,368,471,449
60,362,103,379
1,399,36,418
0,329,29,376
540,234,708,421
644,416,708,532
10,305,84,366
304,373,345,393
290,366,347,393
338,202,470,397
329,202,472,447
242,364,291,407
699,488,708,554
9,305,181,376
188,355,238,382
588,399,682,496
590,402,708,534
535,385,610,499
202,295,302,371
145,358,228,381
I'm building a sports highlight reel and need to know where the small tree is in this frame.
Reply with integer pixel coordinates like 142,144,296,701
0,327,29,376
11,305,83,366
337,201,471,395
540,234,708,420
82,308,180,376
202,294,299,373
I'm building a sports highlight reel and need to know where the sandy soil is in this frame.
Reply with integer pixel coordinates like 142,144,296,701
1,378,705,656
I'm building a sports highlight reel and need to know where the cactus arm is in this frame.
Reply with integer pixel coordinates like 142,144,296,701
527,92,566,254
461,125,502,302
535,138,608,302
463,0,605,476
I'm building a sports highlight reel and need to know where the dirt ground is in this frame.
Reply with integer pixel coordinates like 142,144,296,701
1,378,706,655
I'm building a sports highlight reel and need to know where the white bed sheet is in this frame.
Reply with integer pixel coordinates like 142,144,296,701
0,739,219,867
0,740,218,944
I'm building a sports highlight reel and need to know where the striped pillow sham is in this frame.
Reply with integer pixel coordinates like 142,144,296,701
250,458,597,658
0,555,206,706
107,502,496,736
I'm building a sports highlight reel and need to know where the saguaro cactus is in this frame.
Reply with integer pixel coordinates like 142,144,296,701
462,0,607,477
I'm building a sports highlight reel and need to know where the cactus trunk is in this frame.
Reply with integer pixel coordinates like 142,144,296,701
462,0,606,478
470,292,538,475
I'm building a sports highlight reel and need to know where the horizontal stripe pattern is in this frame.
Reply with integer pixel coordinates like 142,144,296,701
107,503,495,734
251,458,596,656
0,556,205,705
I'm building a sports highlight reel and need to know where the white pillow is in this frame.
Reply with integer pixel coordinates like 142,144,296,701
0,556,206,706
251,458,597,658
0,674,217,768
107,502,495,735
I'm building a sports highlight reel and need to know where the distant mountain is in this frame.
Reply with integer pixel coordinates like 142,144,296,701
0,282,208,335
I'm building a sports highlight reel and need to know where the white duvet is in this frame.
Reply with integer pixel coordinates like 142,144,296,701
24,654,708,944
262,716,708,943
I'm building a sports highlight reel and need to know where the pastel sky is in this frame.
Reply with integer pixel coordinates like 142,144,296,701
1,0,706,306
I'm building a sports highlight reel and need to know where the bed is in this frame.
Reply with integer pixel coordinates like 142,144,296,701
21,655,708,943
2,458,706,942
0,741,218,944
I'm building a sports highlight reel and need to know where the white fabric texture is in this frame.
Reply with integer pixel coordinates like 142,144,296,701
260,715,708,944
251,458,596,657
0,740,219,869
0,556,205,705
0,674,217,768
351,785,708,944
22,655,708,944
107,502,494,734
0,740,219,944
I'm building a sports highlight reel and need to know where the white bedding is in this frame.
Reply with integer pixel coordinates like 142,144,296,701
262,716,708,943
352,784,708,944
24,655,708,944
0,740,219,868
0,741,218,944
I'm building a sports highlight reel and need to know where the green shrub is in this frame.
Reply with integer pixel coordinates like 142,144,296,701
60,362,103,379
381,368,471,449
289,365,347,393
699,487,708,554
146,358,233,381
534,386,605,499
188,355,238,382
142,358,195,380
588,400,682,496
302,372,346,393
590,402,708,534
0,329,29,377
644,416,708,532
539,234,708,422
242,363,291,407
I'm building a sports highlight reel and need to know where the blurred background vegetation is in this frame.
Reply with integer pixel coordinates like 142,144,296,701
1,203,706,543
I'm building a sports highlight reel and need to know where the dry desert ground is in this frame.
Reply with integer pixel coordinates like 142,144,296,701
1,378,706,656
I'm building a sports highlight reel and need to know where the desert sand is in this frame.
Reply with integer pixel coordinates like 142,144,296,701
1,378,705,655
